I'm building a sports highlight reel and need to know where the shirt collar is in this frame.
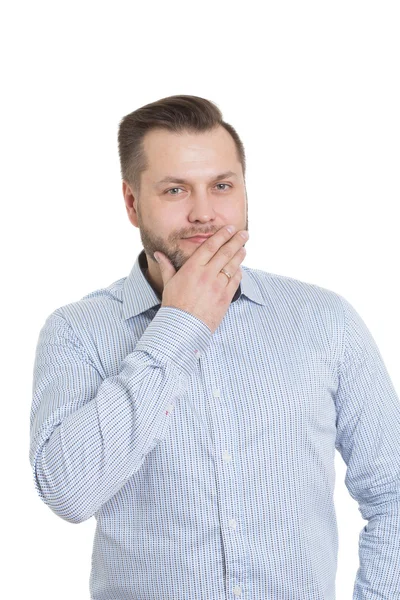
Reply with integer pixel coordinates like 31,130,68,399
120,249,267,320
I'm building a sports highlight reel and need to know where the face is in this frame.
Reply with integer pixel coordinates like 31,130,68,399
123,125,248,293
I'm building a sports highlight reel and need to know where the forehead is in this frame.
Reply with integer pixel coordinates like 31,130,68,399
142,126,240,174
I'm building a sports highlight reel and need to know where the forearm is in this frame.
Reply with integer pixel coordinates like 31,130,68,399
30,307,212,524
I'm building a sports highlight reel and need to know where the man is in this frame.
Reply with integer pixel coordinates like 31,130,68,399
30,95,400,599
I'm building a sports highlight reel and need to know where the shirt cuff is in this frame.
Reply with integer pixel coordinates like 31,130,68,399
134,306,213,376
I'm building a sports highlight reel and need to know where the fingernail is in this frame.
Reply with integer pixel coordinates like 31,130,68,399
154,252,160,263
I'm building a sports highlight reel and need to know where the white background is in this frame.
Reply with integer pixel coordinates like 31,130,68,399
1,1,399,598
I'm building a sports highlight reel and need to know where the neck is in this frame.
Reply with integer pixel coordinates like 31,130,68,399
144,267,162,301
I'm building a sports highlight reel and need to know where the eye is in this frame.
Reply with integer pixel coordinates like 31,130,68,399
165,183,231,195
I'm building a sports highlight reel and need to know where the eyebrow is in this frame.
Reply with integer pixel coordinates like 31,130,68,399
155,170,238,187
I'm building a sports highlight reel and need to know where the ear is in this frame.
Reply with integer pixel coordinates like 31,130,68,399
122,181,139,227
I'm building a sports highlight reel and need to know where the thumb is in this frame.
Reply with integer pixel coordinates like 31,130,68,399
153,252,176,285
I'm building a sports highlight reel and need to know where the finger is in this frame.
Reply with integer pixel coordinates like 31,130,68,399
192,225,238,266
208,229,247,275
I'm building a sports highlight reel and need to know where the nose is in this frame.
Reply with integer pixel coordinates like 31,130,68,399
187,189,217,223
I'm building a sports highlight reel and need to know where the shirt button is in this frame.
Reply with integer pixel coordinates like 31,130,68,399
233,585,242,596
212,388,220,397
229,518,237,530
222,451,232,462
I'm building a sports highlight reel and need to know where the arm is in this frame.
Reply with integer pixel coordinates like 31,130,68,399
29,307,211,524
335,295,400,599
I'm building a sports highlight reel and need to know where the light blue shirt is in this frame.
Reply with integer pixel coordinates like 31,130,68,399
30,249,400,599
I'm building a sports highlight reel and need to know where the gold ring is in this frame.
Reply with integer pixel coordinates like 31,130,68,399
220,268,232,280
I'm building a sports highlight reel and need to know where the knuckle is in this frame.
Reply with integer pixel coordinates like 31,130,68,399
211,279,221,294
221,245,234,259
204,237,218,252
198,270,209,286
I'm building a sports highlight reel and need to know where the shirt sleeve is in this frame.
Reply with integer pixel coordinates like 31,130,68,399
335,294,400,599
29,307,212,524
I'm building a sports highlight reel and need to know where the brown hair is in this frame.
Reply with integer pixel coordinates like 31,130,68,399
117,94,246,197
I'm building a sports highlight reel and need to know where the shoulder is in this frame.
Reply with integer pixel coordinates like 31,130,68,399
46,276,127,340
243,264,346,317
